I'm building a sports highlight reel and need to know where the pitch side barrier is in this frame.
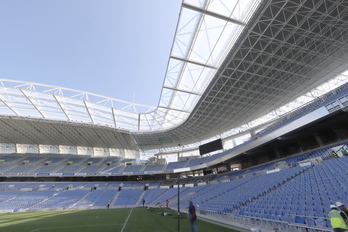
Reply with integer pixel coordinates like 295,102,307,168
195,210,331,232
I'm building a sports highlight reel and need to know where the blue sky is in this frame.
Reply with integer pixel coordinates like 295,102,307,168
0,0,182,107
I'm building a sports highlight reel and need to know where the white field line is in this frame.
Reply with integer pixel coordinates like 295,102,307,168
30,223,123,231
120,207,134,232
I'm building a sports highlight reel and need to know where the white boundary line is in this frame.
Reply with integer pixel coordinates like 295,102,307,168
120,207,134,232
30,223,123,231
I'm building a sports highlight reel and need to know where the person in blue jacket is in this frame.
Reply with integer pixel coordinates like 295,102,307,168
188,201,198,232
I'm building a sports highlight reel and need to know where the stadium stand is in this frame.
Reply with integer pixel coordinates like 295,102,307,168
165,160,189,171
77,165,104,174
184,156,210,168
30,189,89,210
143,163,165,172
113,189,143,206
122,164,144,173
0,147,346,231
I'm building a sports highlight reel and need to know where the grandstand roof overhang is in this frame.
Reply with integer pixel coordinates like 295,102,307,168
0,0,347,152
133,0,348,150
0,115,138,150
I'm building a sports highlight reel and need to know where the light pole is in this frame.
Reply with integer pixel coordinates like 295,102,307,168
177,173,180,232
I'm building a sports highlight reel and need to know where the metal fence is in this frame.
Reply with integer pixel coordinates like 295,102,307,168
192,209,333,232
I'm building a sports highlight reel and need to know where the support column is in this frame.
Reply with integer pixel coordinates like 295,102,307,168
232,139,237,147
314,133,324,146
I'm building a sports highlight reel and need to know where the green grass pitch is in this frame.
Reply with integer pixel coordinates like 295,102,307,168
0,207,241,232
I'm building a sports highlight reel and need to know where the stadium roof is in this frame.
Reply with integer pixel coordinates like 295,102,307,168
135,0,348,150
0,0,347,153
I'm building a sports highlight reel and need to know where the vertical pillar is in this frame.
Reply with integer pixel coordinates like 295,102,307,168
314,133,324,146
177,173,180,232
232,139,237,147
250,130,255,138
273,148,281,159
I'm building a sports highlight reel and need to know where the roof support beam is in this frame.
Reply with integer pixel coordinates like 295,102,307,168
182,2,246,26
53,95,70,121
83,100,94,124
20,89,45,118
170,55,217,69
0,97,18,116
157,106,191,114
163,86,201,96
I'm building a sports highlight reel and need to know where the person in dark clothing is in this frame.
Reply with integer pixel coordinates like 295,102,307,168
337,202,348,220
188,201,198,232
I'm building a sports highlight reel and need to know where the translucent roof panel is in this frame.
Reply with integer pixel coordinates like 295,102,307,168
156,0,262,131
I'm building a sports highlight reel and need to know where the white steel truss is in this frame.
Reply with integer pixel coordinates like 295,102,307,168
0,0,347,154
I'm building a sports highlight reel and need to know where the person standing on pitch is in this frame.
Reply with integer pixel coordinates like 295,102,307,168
188,201,198,232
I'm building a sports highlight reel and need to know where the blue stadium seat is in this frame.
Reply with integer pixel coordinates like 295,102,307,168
295,216,305,224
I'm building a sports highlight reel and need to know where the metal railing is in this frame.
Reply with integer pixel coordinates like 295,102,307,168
191,210,332,232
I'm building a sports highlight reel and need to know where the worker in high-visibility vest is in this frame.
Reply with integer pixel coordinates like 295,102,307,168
328,204,348,232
